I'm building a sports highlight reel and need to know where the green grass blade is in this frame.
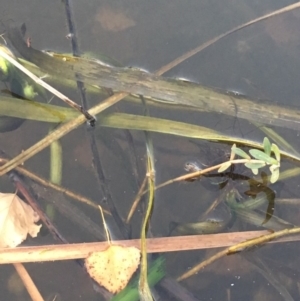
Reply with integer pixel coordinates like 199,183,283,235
1,96,300,164
111,257,165,301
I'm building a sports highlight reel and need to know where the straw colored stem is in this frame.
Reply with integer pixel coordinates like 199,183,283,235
13,263,44,301
177,227,300,281
2,230,300,264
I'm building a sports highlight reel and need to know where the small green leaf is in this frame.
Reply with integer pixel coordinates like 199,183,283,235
218,162,231,173
23,82,38,100
249,149,278,165
269,164,279,172
230,144,236,160
231,145,251,160
0,57,11,81
271,143,281,162
244,162,266,169
263,137,271,156
243,165,261,175
270,166,280,183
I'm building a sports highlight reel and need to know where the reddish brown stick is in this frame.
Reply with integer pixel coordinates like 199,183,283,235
1,230,300,264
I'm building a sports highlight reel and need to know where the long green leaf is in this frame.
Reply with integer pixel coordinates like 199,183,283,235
1,97,300,163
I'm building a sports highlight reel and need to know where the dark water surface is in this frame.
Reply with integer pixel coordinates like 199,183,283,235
1,0,300,300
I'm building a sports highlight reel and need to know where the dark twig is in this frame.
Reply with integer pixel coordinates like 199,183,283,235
62,1,95,126
62,0,130,240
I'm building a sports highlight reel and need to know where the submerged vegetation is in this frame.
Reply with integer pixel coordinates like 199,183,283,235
1,1,300,301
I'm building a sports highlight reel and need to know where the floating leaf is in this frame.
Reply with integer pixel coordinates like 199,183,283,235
263,137,271,156
85,245,140,294
218,162,231,173
0,193,41,248
244,162,266,170
271,143,281,163
249,149,278,165
231,145,251,160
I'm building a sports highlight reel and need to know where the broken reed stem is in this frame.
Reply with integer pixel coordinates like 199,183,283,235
2,230,300,264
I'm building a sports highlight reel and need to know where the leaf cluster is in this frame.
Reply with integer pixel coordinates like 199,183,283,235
218,137,281,183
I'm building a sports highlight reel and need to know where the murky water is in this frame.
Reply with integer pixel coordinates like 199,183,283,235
1,0,300,300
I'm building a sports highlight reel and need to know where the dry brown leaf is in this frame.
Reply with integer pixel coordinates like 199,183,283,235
85,245,140,294
0,193,41,248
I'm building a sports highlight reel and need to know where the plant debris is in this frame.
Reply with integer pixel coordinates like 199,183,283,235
0,193,41,248
85,245,140,294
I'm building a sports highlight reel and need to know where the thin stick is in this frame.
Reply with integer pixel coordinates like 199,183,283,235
13,263,44,301
177,227,300,281
126,175,147,223
0,92,127,176
2,230,300,264
98,205,111,244
154,158,265,191
62,0,127,240
0,48,95,124
156,1,300,75
0,158,101,209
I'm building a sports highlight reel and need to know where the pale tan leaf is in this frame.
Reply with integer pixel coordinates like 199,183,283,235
0,193,41,248
85,245,140,294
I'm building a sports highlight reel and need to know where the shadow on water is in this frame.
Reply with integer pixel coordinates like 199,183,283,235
1,0,300,300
